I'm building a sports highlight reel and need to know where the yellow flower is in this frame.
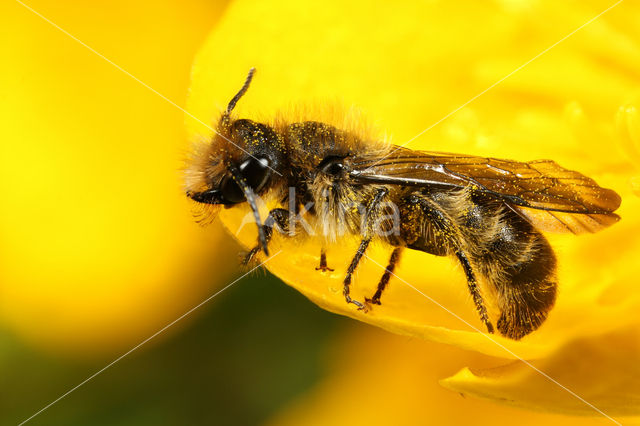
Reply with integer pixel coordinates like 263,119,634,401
187,0,640,421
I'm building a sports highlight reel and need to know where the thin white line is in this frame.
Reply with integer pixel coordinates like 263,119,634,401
13,0,283,177
18,253,280,426
401,0,624,147
362,0,624,172
362,253,621,425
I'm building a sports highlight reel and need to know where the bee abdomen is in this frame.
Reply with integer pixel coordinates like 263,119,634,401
474,210,558,340
496,239,557,339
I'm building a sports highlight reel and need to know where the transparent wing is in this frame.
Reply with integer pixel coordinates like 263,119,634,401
350,146,621,233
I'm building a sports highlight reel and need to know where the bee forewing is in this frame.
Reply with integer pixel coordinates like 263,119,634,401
351,146,621,217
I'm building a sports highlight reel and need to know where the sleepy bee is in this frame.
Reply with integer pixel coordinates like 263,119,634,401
185,69,621,340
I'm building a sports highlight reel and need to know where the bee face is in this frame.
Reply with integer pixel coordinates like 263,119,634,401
187,154,272,206
187,118,284,207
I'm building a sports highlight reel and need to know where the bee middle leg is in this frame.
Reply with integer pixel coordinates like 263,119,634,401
365,247,403,305
242,208,290,266
342,188,389,310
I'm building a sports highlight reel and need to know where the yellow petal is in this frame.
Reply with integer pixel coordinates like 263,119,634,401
265,327,634,425
441,323,640,417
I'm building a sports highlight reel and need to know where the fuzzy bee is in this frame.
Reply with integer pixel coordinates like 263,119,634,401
185,69,621,340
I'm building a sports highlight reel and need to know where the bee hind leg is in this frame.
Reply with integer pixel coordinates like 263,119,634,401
315,248,334,272
365,247,403,306
455,250,494,334
409,194,494,334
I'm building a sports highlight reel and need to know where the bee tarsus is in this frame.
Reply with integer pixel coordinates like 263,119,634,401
241,246,262,267
315,248,334,272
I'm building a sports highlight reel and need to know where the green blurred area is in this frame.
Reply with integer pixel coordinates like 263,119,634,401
1,272,348,425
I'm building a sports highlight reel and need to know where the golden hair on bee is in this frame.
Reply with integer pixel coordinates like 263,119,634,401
185,68,621,340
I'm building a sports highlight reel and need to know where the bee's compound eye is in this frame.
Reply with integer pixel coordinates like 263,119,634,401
239,157,271,191
318,156,345,176
220,175,246,204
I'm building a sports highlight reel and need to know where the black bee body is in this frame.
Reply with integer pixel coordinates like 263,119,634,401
185,69,620,339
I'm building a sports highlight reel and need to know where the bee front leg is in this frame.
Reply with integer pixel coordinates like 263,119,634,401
315,248,334,272
242,208,290,266
365,247,403,306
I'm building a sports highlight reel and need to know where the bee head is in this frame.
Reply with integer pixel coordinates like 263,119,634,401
186,68,285,205
185,68,283,255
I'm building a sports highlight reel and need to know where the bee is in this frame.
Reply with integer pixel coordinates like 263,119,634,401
185,69,621,340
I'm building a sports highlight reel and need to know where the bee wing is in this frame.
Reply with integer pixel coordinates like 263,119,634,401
506,206,620,234
350,146,621,234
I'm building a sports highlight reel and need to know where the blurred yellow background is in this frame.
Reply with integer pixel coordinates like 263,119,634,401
1,0,639,425
0,0,236,354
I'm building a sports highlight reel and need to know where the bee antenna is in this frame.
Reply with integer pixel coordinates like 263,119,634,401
225,68,256,116
227,161,269,256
